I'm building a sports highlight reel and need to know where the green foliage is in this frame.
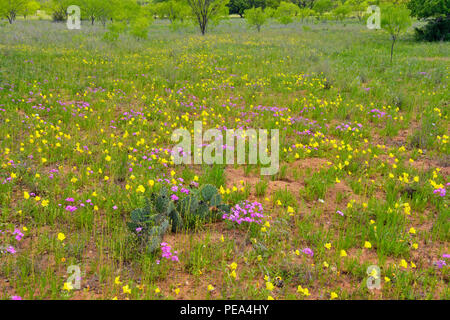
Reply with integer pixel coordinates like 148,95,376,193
297,7,314,22
77,0,113,26
154,0,191,23
275,1,300,25
200,165,226,188
347,0,369,22
381,4,412,62
46,0,77,22
110,0,141,22
228,0,274,17
332,2,351,21
228,0,251,17
313,0,333,18
186,0,229,34
22,0,40,19
414,16,450,42
128,185,230,252
0,0,28,23
129,16,152,39
244,6,269,32
408,0,449,42
408,0,449,19
103,21,126,42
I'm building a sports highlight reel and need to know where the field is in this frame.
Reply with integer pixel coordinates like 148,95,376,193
0,18,449,300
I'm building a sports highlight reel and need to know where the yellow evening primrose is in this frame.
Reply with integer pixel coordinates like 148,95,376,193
63,282,73,291
400,259,408,269
57,233,66,241
364,241,372,249
122,285,131,294
302,288,310,296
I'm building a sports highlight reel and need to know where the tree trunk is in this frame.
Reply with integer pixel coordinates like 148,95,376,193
390,36,396,63
200,18,207,35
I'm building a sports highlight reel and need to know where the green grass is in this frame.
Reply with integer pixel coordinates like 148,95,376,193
0,17,448,300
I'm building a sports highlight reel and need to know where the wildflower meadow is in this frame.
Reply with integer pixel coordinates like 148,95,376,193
0,0,448,303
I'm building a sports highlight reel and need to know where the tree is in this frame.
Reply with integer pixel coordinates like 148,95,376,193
347,0,368,22
312,0,332,20
0,0,28,23
408,0,449,41
130,15,152,39
381,4,412,63
275,1,300,24
110,0,141,23
47,0,74,22
227,0,271,17
155,0,190,23
298,7,314,22
332,2,351,22
408,0,449,19
186,0,229,35
103,21,126,41
228,0,250,17
244,6,269,31
290,0,316,9
22,0,40,19
80,0,112,25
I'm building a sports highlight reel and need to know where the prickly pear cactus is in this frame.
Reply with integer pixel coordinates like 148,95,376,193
177,194,199,217
200,184,218,202
154,188,170,214
128,183,232,252
168,208,183,232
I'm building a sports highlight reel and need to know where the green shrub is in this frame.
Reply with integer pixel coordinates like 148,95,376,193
103,22,126,42
130,16,152,40
414,16,450,42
